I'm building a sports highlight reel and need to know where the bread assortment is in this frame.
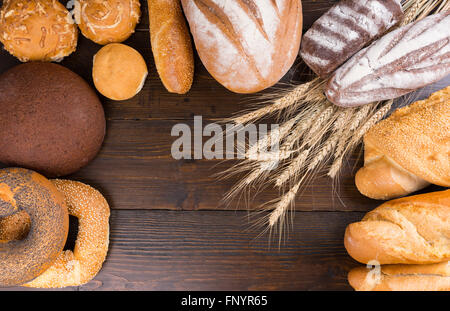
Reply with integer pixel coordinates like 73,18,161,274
355,87,450,200
0,0,78,62
0,168,69,287
300,0,403,78
76,0,141,45
0,62,105,177
148,0,194,94
0,0,448,291
326,11,450,107
93,43,148,100
181,0,303,93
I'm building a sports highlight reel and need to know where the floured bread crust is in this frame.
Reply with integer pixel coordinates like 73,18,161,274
326,11,450,107
300,0,403,78
181,0,303,94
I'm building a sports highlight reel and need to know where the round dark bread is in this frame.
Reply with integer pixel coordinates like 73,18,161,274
0,62,105,177
0,167,69,287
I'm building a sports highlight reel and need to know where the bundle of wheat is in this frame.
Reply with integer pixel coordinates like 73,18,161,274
221,0,450,236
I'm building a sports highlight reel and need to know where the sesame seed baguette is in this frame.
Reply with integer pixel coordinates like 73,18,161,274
355,86,450,200
148,0,194,94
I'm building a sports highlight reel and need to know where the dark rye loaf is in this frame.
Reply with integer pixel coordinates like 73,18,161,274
300,0,403,78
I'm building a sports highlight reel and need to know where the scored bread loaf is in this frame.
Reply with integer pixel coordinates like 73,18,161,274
344,190,450,265
355,86,450,200
348,261,450,291
148,0,194,94
181,0,303,94
326,11,450,107
300,0,403,78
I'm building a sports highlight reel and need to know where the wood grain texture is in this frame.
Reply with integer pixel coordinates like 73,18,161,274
63,119,380,212
4,210,364,291
0,0,446,291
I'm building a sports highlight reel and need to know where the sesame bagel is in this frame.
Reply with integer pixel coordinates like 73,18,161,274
24,179,110,288
0,168,69,287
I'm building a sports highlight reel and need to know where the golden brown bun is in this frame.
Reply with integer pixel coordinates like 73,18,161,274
181,0,303,94
356,86,450,200
93,43,148,100
348,262,450,291
148,0,194,94
76,0,141,45
344,190,450,265
0,0,78,62
24,179,110,288
0,168,68,287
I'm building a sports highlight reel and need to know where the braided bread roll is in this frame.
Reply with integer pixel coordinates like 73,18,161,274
355,86,450,200
326,11,450,107
344,190,450,265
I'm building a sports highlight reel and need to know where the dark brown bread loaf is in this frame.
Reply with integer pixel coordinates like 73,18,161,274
300,0,403,78
0,63,106,177
326,11,450,107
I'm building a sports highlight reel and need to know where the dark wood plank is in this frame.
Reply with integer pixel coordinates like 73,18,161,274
64,119,445,212
64,119,383,212
3,210,364,291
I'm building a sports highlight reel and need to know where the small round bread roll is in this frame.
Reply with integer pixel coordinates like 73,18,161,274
76,0,141,45
93,43,148,100
0,0,78,62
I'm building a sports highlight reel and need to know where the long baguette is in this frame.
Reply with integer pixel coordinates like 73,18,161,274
355,86,450,200
348,262,450,291
344,190,450,265
326,11,450,107
148,0,194,94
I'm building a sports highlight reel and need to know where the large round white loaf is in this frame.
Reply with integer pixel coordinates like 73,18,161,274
181,0,303,94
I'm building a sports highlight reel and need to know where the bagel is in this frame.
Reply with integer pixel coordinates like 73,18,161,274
0,210,30,243
0,168,69,287
24,179,110,288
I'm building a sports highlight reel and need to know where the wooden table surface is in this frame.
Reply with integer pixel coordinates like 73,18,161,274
0,0,446,291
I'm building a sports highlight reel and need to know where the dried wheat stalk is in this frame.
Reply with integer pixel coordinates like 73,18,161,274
222,0,449,232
